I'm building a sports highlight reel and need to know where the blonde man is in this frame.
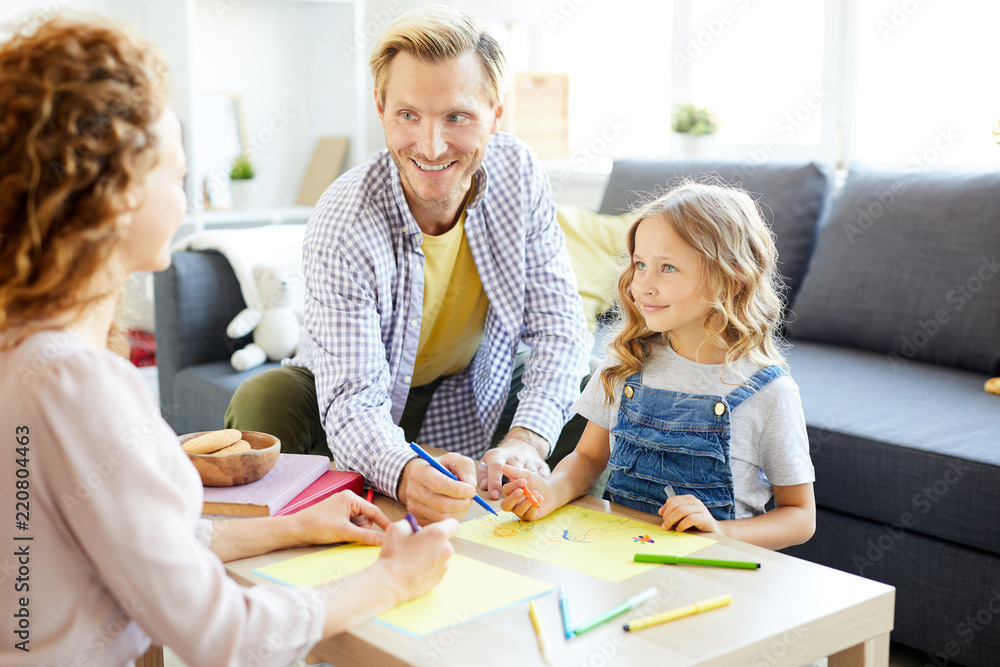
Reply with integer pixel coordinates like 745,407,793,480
227,5,591,524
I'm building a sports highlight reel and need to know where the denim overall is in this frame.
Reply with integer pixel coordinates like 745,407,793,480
606,365,787,519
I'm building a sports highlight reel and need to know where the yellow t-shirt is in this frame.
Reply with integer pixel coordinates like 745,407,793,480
412,186,489,387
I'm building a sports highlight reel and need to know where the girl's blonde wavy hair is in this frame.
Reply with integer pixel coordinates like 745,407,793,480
600,181,787,403
0,17,167,351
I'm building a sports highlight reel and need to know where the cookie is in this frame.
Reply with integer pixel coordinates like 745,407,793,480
181,429,243,455
986,378,1000,395
208,439,251,456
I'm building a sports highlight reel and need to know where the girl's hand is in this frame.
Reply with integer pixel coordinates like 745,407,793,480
658,494,724,536
499,464,554,521
378,518,459,605
292,490,392,546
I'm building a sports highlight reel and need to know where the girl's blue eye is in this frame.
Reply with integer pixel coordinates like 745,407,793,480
662,264,676,273
634,261,646,271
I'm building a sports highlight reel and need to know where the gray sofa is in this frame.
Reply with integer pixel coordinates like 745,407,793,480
154,159,1000,665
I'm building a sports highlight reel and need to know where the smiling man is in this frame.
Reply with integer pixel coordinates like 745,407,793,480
226,5,591,524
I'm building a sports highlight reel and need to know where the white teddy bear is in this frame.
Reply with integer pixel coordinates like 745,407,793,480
226,263,303,372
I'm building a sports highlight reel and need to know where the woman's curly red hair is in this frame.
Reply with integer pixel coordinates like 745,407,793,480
0,17,167,347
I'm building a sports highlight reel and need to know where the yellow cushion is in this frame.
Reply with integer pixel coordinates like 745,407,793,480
556,205,635,331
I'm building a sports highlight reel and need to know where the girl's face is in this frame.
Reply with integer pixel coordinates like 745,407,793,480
114,109,188,274
630,215,715,359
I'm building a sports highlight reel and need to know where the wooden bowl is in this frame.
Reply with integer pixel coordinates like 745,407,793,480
178,430,280,487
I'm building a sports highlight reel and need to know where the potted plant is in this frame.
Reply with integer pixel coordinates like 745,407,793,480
671,104,719,158
228,154,256,210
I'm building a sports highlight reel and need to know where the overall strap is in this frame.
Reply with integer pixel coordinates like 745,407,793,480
724,365,787,412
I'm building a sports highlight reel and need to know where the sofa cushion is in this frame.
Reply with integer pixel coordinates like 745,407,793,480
785,340,1000,555
598,160,828,302
556,204,634,330
788,166,1000,375
168,361,279,435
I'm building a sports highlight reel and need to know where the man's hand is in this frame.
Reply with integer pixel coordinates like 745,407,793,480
397,452,479,525
477,427,550,500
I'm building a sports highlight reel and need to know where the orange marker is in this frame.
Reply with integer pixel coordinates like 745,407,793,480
522,487,541,509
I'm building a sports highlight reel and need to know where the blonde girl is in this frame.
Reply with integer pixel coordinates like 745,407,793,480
501,182,815,550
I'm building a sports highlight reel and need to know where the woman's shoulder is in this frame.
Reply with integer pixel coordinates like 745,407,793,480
14,331,149,404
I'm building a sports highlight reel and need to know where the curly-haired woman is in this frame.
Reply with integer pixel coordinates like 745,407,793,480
0,17,457,666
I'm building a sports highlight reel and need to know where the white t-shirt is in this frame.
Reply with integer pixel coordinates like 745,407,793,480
574,342,814,519
0,331,324,666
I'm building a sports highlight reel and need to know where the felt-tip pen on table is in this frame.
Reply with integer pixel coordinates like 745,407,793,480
521,486,541,509
528,600,552,664
408,443,498,515
634,553,760,570
623,594,732,632
572,586,657,636
558,582,573,640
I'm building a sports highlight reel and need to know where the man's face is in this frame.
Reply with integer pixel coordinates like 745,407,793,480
376,51,503,219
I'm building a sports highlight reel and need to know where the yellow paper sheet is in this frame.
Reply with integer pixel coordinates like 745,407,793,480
254,546,552,637
457,504,715,582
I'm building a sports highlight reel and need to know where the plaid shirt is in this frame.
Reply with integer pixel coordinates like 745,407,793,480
289,132,591,497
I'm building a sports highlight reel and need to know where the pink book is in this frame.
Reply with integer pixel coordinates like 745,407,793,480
274,470,364,516
201,453,329,516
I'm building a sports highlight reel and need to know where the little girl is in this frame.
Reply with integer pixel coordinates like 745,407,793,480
501,182,815,550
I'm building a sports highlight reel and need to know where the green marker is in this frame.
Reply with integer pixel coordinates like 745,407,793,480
573,587,657,636
634,553,760,570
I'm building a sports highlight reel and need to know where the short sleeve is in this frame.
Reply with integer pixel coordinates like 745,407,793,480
757,378,815,487
572,355,620,430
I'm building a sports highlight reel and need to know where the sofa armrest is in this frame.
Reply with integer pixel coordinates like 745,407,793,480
153,251,249,422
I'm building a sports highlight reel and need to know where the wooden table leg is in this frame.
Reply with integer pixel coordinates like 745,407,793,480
136,644,165,667
829,632,890,667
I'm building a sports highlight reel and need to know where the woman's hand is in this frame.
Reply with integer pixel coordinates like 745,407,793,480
658,494,724,536
291,490,392,546
499,464,556,521
378,517,459,605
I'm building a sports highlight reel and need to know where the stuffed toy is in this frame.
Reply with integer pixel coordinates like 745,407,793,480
226,263,303,371
986,378,1000,395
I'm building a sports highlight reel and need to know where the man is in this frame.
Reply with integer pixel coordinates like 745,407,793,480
227,6,591,523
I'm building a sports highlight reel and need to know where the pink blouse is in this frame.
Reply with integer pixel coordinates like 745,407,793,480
0,331,324,666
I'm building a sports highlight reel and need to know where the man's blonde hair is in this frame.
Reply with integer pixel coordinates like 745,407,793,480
369,4,507,108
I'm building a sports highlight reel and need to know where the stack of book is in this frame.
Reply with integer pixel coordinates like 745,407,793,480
201,453,363,516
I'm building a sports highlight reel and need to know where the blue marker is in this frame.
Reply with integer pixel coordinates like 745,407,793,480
408,442,498,515
559,582,573,639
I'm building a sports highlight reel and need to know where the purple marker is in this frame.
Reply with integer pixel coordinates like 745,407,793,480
405,512,421,533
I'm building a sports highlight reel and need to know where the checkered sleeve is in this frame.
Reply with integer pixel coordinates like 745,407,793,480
304,238,415,498
514,161,593,450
